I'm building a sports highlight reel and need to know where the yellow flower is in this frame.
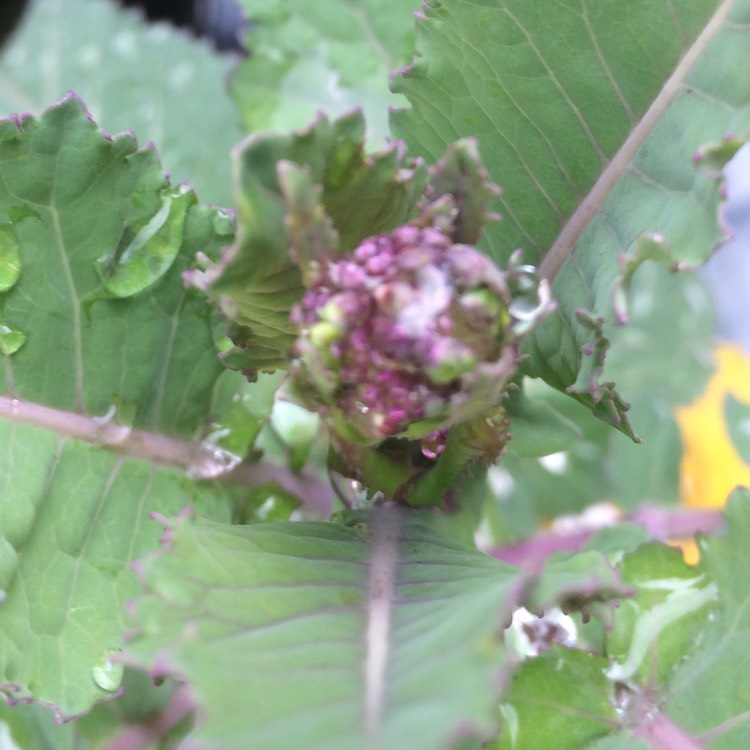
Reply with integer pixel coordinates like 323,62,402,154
675,342,750,507
673,342,750,563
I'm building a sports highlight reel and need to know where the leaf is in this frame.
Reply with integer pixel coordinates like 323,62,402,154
125,506,523,750
603,263,715,509
492,495,750,749
391,0,750,434
661,490,750,747
232,0,417,144
194,110,425,374
504,387,582,458
0,0,242,206
582,739,650,750
0,97,238,718
605,544,717,686
493,648,616,750
0,97,233,430
604,264,716,407
424,138,501,245
489,337,703,535
524,551,631,618
724,393,750,465
207,370,285,464
0,700,78,750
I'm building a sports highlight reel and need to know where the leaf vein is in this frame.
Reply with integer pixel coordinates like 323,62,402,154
501,5,608,163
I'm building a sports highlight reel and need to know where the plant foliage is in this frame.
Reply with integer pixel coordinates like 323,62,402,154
1,0,749,748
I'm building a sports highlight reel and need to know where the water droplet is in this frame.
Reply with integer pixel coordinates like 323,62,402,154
508,266,553,333
76,43,101,69
96,185,195,298
137,102,156,123
168,61,195,90
212,208,235,237
93,405,132,445
0,225,21,293
92,648,123,692
187,442,242,480
113,31,137,58
0,324,26,355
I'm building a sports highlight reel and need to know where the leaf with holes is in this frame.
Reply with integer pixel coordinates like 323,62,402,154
391,0,750,435
0,96,240,718
125,507,522,750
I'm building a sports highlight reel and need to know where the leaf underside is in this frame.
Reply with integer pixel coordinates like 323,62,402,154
126,507,521,750
391,0,750,435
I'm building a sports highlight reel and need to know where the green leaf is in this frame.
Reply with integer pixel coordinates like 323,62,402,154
500,347,689,519
602,263,715,509
268,400,322,471
661,490,750,747
605,544,717,686
604,264,715,407
196,110,425,374
504,386,582,458
493,648,616,750
207,370,284,462
725,393,750,465
0,97,233,431
524,551,631,624
583,524,652,560
126,506,522,750
0,700,78,750
0,0,242,206
391,0,750,434
583,739,650,750
424,138,501,245
392,0,726,265
498,493,750,750
0,98,238,717
232,0,417,144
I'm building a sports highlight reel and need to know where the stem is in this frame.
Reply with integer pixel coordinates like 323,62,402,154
0,395,333,514
364,503,401,747
491,505,725,569
634,711,705,750
538,0,735,281
102,685,196,750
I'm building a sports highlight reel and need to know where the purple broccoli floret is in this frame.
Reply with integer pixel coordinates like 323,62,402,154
289,222,548,455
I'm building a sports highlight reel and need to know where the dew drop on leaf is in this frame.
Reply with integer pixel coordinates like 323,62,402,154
92,648,123,692
92,404,133,445
0,225,21,293
0,324,26,355
212,208,235,236
96,184,195,298
187,442,242,480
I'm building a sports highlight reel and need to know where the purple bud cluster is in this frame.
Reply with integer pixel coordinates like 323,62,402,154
290,225,517,448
